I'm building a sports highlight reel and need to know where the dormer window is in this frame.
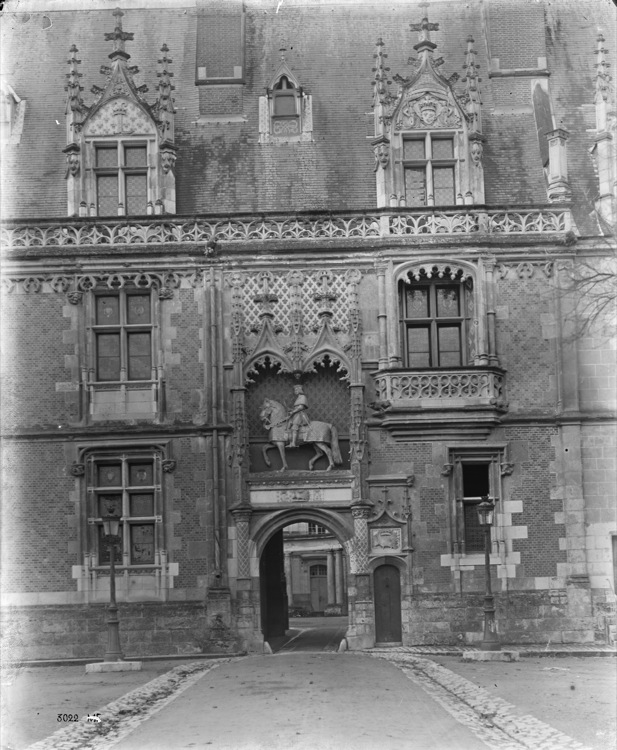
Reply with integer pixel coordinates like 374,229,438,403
272,76,300,134
371,25,485,208
259,60,312,144
63,10,176,217
403,135,457,206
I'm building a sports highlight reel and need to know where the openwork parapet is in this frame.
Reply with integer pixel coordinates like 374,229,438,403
0,207,571,250
374,368,506,405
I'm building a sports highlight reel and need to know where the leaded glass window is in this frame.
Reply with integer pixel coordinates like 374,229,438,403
403,134,456,206
400,279,470,367
94,292,153,382
89,454,159,567
94,142,148,216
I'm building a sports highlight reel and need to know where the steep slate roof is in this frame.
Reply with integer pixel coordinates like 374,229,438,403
1,0,614,232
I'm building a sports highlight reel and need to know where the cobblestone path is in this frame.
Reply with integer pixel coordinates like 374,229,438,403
367,652,590,750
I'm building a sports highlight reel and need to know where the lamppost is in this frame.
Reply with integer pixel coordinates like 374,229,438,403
477,496,501,651
102,512,124,662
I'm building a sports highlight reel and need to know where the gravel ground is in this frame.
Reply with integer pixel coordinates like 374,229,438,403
428,655,617,750
0,659,216,750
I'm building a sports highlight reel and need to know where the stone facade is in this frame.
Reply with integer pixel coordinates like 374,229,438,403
1,0,615,660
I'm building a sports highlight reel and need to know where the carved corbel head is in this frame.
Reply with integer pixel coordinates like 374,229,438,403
371,135,390,171
160,149,177,175
470,139,483,165
63,145,81,178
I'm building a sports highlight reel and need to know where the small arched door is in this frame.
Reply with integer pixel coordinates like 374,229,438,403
374,564,402,644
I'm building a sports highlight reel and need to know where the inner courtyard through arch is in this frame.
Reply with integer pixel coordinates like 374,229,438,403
259,520,349,651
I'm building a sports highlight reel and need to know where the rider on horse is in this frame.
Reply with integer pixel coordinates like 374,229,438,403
287,384,310,447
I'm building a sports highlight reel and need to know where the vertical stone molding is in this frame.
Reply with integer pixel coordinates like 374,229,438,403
231,507,252,579
351,504,372,574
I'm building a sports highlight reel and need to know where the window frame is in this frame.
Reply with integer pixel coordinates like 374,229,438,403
92,288,155,384
270,76,301,136
307,523,328,536
87,450,162,570
399,278,470,368
92,139,150,217
450,452,502,557
402,132,458,207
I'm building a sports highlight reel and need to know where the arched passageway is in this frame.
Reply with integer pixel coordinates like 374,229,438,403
256,513,351,651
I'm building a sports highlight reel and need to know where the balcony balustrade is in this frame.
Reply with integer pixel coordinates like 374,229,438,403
371,366,508,440
0,205,572,251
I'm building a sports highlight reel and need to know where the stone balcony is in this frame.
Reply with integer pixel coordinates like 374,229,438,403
0,205,573,253
370,366,508,440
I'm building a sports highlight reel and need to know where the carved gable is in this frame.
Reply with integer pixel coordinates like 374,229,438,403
85,99,157,137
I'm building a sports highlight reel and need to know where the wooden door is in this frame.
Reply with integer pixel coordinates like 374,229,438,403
310,565,328,612
374,564,402,644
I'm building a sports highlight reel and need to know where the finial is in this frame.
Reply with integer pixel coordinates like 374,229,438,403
372,37,391,105
462,34,482,129
104,6,134,61
65,44,85,113
594,32,613,104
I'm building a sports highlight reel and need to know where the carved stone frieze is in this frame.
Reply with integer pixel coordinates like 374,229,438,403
495,261,555,280
0,270,195,296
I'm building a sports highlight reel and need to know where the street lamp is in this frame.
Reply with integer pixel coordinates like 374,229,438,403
101,512,124,662
477,496,501,651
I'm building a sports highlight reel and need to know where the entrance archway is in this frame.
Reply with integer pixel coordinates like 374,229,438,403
374,563,402,644
253,509,353,648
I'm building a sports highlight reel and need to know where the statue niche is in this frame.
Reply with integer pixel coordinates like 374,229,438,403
246,358,350,473
260,385,342,471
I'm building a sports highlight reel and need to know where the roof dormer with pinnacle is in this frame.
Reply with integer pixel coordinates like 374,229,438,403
370,16,485,208
63,7,177,217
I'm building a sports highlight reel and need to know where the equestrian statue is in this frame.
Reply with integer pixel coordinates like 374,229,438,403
260,385,343,471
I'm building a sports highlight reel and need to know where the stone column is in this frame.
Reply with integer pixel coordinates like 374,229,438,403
327,549,336,606
334,548,344,605
376,263,388,369
284,552,293,606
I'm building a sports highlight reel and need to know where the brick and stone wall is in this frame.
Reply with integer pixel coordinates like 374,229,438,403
1,602,241,662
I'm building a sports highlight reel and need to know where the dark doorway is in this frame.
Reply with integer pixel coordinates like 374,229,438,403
374,564,402,644
260,529,288,639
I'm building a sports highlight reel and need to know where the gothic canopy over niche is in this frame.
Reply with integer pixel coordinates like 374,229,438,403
64,7,177,217
226,268,363,384
371,17,484,208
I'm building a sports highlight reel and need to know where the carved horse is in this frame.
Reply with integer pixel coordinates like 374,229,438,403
260,398,343,472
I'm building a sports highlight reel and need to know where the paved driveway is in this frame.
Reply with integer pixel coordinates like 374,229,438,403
110,653,491,750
